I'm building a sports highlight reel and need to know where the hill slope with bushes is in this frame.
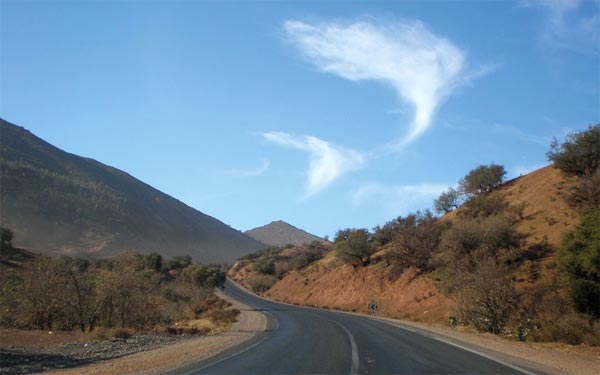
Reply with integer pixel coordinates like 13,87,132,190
0,119,266,263
230,124,599,346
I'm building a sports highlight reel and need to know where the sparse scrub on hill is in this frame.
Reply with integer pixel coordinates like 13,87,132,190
436,215,525,334
457,192,508,219
240,246,282,261
248,274,276,293
385,210,448,274
334,228,375,267
253,257,276,275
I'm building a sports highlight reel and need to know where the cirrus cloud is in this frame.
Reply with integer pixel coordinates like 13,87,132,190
263,131,366,197
284,18,474,145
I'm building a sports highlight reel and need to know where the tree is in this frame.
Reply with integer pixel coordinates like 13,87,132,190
0,227,14,250
434,188,462,214
178,264,226,318
334,229,374,267
547,124,600,176
557,208,600,318
459,164,506,197
372,222,396,245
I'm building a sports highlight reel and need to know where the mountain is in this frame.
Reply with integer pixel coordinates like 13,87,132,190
245,220,323,247
0,119,266,263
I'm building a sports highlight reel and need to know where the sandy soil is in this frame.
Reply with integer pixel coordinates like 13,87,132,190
43,292,267,375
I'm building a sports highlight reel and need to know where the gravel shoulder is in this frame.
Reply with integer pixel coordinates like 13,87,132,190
4,291,267,375
372,316,600,375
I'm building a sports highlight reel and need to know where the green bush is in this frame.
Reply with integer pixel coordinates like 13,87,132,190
547,124,600,176
253,258,275,275
249,275,276,293
557,208,600,318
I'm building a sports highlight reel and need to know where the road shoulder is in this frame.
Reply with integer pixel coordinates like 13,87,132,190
44,291,268,375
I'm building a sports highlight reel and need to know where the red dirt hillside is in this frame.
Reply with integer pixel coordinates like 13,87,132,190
230,165,582,325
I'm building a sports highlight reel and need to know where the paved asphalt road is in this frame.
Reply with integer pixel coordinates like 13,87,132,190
175,280,539,375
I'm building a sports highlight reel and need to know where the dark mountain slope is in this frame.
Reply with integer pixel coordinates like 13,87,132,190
245,220,323,247
0,119,266,263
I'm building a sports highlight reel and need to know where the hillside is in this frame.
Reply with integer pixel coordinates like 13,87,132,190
245,220,322,247
230,164,581,323
0,119,266,263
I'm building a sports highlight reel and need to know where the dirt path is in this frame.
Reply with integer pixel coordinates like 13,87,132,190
44,292,267,375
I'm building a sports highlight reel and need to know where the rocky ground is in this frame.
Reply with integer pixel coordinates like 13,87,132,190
0,290,267,375
0,333,193,374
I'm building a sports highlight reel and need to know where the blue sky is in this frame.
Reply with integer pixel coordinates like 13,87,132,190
1,1,598,238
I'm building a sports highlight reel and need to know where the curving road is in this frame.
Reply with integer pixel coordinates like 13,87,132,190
173,280,541,375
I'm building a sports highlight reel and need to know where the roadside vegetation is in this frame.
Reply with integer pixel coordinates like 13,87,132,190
233,124,600,347
231,241,329,293
0,238,236,338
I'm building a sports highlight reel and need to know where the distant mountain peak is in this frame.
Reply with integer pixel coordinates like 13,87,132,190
245,220,322,247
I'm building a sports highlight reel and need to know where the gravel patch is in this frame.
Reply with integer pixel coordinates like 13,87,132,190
1,334,194,374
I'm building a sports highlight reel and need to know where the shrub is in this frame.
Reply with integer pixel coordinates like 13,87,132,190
557,208,600,318
458,193,508,219
567,168,600,209
113,328,132,340
386,210,448,273
253,258,275,275
205,309,240,325
547,124,600,176
436,215,524,334
529,314,595,345
249,275,276,293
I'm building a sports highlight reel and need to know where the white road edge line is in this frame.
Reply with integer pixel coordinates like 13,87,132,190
372,317,536,375
330,319,359,375
432,337,537,375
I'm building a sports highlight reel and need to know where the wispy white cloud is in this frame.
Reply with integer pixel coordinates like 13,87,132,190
352,182,448,216
263,131,365,197
222,158,270,177
491,123,551,146
284,18,488,146
521,0,600,55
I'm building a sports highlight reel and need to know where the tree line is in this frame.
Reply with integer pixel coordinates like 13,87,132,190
0,248,226,332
